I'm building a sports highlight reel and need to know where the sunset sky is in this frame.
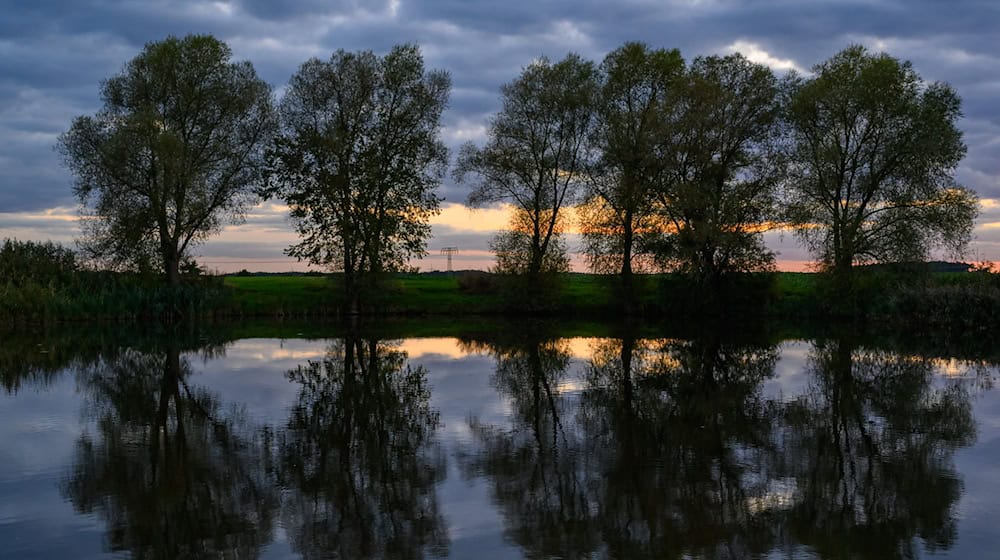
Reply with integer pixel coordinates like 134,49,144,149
2,0,999,272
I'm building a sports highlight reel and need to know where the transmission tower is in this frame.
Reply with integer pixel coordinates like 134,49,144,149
440,247,459,272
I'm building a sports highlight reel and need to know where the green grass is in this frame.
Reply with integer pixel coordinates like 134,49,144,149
224,275,340,314
383,273,502,312
8,268,1000,327
221,272,781,317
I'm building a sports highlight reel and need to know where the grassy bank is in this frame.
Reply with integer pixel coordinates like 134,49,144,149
222,271,849,316
6,261,1000,328
220,269,1000,330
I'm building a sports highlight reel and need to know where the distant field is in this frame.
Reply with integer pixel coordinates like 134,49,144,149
222,272,821,316
3,268,993,324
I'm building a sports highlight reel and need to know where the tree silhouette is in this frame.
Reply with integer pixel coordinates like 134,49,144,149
460,333,601,559
779,338,976,559
63,343,277,559
580,335,781,559
276,336,448,559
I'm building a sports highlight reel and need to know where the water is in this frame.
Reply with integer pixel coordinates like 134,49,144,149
0,325,998,559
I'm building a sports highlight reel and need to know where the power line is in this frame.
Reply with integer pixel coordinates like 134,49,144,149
439,247,459,272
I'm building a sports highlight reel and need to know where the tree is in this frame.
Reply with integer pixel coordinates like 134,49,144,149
455,54,599,280
490,208,571,275
582,42,685,299
266,45,449,313
652,54,784,287
784,45,978,286
60,34,274,285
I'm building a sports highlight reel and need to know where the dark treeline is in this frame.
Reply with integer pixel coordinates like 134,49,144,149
0,238,229,320
5,33,983,319
454,41,976,311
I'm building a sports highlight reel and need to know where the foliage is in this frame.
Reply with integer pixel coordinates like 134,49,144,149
651,53,784,285
59,34,274,284
265,44,450,312
455,53,598,278
784,45,978,281
0,239,231,322
455,271,497,294
489,208,571,276
0,238,80,288
582,42,685,288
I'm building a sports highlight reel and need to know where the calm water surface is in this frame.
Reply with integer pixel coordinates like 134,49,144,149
1,326,998,559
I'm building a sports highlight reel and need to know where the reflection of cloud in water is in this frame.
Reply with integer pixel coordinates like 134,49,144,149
763,340,812,401
401,337,474,360
555,380,585,394
219,338,328,367
399,336,624,362
746,477,799,514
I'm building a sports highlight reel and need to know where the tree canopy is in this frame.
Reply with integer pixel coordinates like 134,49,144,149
784,45,978,281
266,44,449,312
59,34,274,284
652,53,784,286
455,53,598,279
582,42,685,291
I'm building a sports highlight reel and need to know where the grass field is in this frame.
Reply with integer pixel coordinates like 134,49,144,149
222,272,811,317
5,268,993,324
221,269,1000,321
224,275,339,314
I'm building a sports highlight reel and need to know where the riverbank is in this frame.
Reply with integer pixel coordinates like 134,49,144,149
5,268,999,329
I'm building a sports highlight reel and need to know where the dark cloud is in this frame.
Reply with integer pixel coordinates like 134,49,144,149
1,0,998,263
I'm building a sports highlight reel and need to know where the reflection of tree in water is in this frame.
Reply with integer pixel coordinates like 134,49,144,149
277,337,448,560
581,335,781,559
466,332,978,559
63,344,277,559
31,328,984,559
780,338,977,559
0,330,114,394
460,334,601,558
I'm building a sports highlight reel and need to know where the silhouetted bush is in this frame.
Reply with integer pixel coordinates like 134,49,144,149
456,271,497,294
0,239,80,288
0,238,230,322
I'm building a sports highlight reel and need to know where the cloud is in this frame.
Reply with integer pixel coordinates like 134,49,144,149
0,0,998,271
723,40,804,72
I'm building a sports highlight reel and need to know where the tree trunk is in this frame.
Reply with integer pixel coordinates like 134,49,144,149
165,254,181,286
344,270,359,317
833,250,853,297
621,212,635,314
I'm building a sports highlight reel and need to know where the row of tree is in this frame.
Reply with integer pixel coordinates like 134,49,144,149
60,34,978,309
457,43,978,296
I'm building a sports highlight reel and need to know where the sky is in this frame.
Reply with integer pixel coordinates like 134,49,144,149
1,0,999,272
